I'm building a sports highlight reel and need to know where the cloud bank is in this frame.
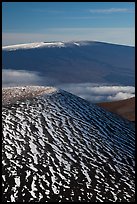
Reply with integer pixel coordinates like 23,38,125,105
2,69,44,87
57,83,135,103
2,70,135,103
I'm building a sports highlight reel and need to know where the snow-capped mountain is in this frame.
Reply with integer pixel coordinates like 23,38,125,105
2,42,66,51
2,41,90,51
2,41,135,86
2,86,135,202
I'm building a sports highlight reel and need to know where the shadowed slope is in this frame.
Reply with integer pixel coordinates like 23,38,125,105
2,86,135,202
2,41,135,86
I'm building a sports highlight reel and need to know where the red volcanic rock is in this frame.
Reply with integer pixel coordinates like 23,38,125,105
97,97,135,122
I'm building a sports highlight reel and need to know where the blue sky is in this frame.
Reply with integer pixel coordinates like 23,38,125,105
2,2,135,46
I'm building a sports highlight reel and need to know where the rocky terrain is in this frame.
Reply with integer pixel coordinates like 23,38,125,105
2,86,135,202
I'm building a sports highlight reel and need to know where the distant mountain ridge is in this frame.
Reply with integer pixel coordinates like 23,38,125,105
2,41,92,51
2,41,134,51
2,86,135,202
2,41,135,86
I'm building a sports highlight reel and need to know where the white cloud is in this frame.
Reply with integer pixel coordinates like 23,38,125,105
2,69,59,87
2,27,135,46
2,71,135,103
107,92,134,101
86,86,135,95
57,83,135,103
2,69,43,87
89,8,134,14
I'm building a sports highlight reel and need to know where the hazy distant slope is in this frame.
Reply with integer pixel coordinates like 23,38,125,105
2,86,135,202
97,97,135,121
2,41,135,86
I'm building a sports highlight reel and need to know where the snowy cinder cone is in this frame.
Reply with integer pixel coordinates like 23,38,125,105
2,86,135,202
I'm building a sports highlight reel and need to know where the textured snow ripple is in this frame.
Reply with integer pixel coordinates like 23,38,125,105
2,88,135,202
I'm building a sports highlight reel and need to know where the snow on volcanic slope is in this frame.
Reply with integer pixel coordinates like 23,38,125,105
2,86,135,202
2,41,83,51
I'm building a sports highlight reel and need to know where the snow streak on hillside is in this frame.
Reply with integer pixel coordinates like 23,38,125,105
2,41,89,51
2,42,65,51
2,86,135,202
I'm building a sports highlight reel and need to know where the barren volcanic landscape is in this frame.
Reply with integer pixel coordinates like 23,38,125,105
2,2,135,202
2,86,135,202
97,97,135,122
2,41,135,203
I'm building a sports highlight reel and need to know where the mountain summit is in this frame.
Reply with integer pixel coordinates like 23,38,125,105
2,86,135,202
2,41,135,86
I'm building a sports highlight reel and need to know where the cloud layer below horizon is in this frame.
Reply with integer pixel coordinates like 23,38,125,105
2,27,135,47
58,83,135,103
2,69,135,103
